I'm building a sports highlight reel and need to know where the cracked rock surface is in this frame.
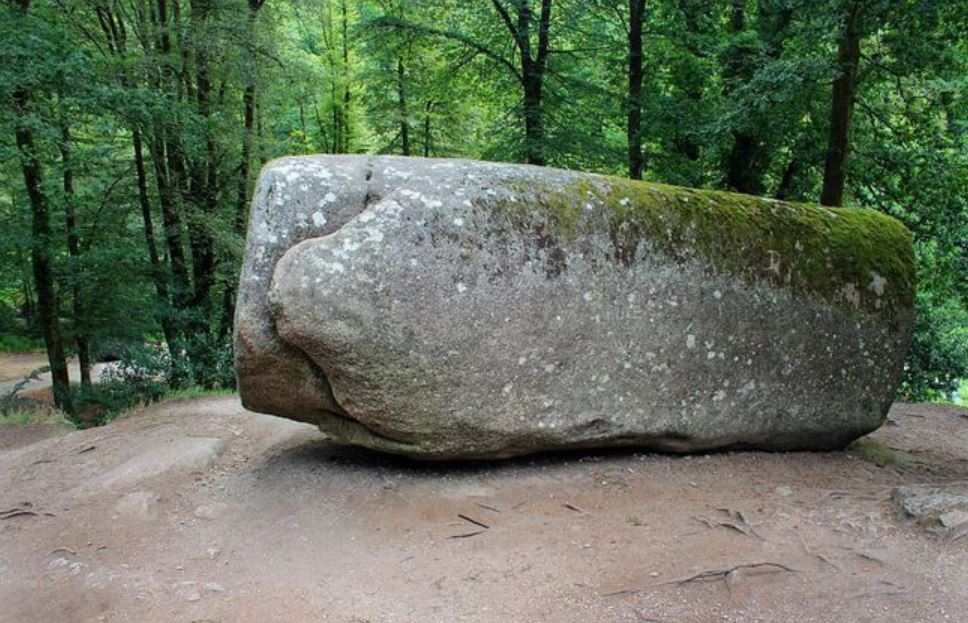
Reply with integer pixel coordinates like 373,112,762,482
234,155,915,459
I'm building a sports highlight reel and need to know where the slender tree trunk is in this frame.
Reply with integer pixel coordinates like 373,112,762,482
722,0,759,194
152,0,191,316
236,90,256,231
133,126,178,349
340,0,351,152
397,58,410,156
423,100,433,157
256,100,266,164
820,3,861,207
298,98,309,150
495,0,552,166
10,0,73,413
774,155,799,200
627,0,646,179
58,122,92,387
188,0,217,317
676,0,702,162
311,94,328,152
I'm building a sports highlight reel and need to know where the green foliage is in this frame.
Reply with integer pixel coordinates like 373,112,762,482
70,337,236,428
899,293,968,402
0,335,43,354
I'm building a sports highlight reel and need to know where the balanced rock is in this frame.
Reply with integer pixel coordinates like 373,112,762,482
234,156,914,459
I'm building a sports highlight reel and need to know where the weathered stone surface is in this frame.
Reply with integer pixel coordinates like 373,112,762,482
893,486,968,535
235,155,915,459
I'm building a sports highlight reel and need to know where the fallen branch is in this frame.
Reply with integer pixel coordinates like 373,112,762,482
449,530,485,539
457,514,490,529
475,503,502,514
0,508,38,520
693,508,764,540
604,562,799,596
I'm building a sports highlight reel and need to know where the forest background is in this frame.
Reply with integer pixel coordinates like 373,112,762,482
1,0,965,422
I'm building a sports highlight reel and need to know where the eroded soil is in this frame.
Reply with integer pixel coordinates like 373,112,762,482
0,397,965,623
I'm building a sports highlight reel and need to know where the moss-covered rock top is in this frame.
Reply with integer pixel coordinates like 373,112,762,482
505,174,915,318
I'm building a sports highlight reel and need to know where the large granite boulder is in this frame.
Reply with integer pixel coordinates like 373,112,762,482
234,156,915,459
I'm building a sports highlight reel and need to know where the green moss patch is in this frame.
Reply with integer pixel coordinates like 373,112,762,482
503,175,915,318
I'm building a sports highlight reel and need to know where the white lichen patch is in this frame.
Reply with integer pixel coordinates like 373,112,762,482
686,334,696,349
868,271,886,295
841,283,861,308
312,211,327,227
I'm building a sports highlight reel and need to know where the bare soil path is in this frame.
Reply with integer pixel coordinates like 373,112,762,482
0,352,116,396
0,397,965,623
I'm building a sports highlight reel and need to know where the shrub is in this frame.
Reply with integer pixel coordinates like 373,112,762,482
899,293,968,402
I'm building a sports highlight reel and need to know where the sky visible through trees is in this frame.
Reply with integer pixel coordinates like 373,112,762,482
1,0,966,416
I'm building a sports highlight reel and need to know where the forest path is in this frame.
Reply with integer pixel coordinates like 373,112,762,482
0,352,116,396
0,397,966,623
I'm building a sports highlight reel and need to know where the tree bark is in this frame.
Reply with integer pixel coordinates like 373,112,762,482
627,0,646,179
151,0,191,317
490,0,552,165
675,0,702,162
423,100,434,157
58,121,92,387
397,58,410,156
221,0,267,337
11,0,72,413
188,0,217,315
133,126,179,349
342,0,351,152
820,2,861,207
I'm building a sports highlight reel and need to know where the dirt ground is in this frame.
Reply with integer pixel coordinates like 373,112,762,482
0,396,965,623
0,352,115,396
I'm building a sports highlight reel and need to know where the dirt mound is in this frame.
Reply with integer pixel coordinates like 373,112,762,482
1,398,965,623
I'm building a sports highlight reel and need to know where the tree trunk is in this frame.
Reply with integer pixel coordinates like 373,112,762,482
627,0,646,179
236,80,257,234
397,58,410,156
774,155,800,200
423,100,434,157
494,0,552,166
188,0,217,316
820,3,861,207
340,0,351,152
676,0,702,162
222,0,267,337
58,121,92,387
133,126,178,349
11,0,73,413
722,0,759,194
522,62,544,165
152,0,191,316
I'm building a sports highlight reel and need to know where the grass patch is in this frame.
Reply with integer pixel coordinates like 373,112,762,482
0,335,44,354
850,438,903,467
0,407,73,429
162,386,236,402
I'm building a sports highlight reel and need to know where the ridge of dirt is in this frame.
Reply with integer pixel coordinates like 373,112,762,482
0,397,965,623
